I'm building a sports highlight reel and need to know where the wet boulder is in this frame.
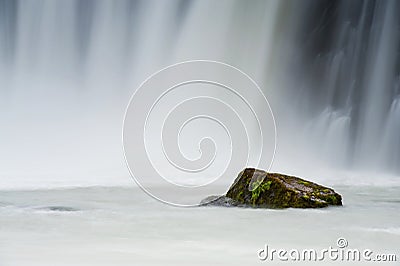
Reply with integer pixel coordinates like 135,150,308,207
201,168,342,208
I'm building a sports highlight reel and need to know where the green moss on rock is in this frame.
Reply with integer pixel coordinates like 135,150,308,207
222,168,342,209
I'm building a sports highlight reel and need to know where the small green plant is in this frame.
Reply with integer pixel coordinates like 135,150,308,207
251,179,272,204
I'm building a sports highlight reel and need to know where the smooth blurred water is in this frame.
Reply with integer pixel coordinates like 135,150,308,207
0,2,399,265
0,186,399,265
1,0,400,188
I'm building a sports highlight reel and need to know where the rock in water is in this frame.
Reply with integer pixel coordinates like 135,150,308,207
199,195,238,207
201,168,342,208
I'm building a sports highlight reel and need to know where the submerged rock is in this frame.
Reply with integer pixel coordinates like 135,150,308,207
200,195,240,207
201,168,342,208
38,206,79,212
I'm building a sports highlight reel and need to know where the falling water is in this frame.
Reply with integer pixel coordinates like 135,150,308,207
0,0,399,188
272,0,400,176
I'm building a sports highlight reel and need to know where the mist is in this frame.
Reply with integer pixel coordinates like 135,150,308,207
0,0,399,189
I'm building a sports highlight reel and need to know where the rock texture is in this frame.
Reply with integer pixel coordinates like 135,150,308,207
200,195,239,207
201,168,342,208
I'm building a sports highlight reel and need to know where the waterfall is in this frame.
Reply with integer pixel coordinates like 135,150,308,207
0,0,399,187
275,0,400,174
